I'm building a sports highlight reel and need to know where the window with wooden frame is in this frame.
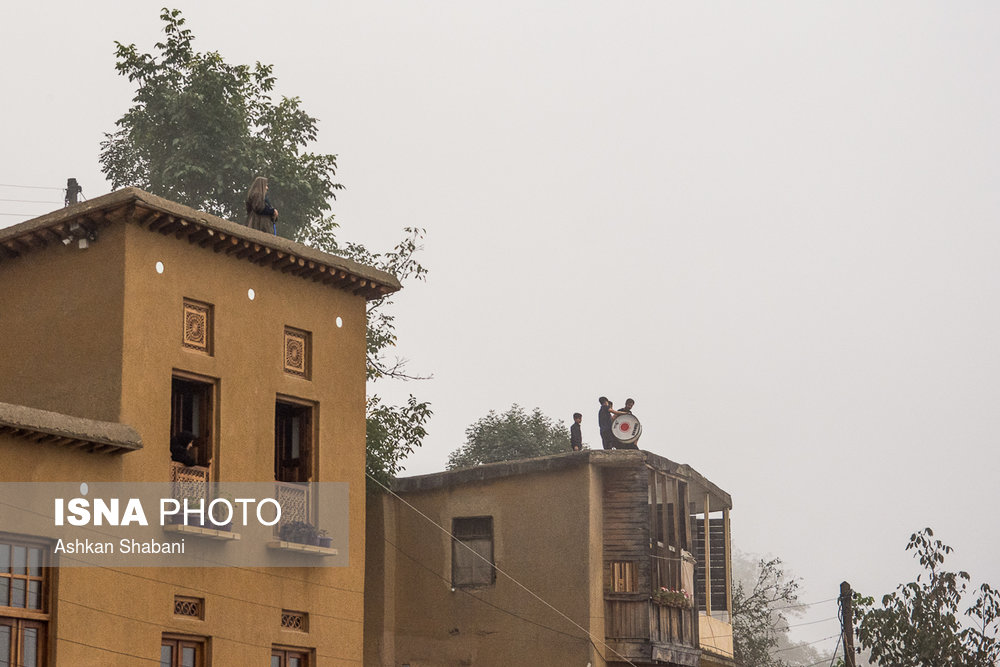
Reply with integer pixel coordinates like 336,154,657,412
274,399,313,483
160,634,206,667
171,374,215,468
452,517,494,588
1,537,50,667
181,299,213,355
271,646,310,667
609,561,638,593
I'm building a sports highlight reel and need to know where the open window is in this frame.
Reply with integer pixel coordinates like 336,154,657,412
171,374,214,468
274,399,313,483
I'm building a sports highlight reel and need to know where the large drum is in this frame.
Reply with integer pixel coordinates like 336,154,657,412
611,413,642,445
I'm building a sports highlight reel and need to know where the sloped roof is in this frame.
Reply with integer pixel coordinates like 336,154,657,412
0,401,142,454
0,188,401,300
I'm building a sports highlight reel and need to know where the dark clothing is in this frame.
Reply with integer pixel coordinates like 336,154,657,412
246,195,277,233
598,403,614,449
170,444,197,467
570,422,582,450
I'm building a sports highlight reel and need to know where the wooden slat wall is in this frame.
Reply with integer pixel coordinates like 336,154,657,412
603,467,651,586
693,517,729,612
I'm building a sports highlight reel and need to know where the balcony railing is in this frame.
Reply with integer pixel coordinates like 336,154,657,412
170,461,209,501
274,481,310,530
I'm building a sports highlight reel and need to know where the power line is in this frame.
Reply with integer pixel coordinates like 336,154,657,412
369,471,641,667
774,633,841,653
0,183,64,191
57,597,362,664
0,198,63,204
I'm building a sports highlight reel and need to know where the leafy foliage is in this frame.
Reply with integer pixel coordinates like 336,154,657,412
854,528,1000,667
446,405,570,469
102,9,431,487
100,8,342,238
730,555,827,667
294,217,432,488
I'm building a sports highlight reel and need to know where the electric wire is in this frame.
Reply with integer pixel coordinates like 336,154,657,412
383,535,586,643
56,597,362,664
0,183,64,190
368,471,641,667
0,198,63,204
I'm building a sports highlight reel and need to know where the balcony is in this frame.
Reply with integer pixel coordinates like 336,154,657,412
604,596,700,667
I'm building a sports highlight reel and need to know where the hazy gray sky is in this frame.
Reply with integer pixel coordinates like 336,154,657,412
5,1,999,650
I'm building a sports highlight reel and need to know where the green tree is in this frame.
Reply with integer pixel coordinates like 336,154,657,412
446,405,570,469
854,528,1000,667
101,9,431,487
731,554,827,667
296,217,433,488
100,8,341,238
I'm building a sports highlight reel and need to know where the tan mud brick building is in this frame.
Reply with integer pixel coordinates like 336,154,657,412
366,450,735,667
0,188,398,666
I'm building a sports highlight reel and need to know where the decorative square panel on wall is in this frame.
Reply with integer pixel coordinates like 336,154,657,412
182,299,213,354
283,327,311,379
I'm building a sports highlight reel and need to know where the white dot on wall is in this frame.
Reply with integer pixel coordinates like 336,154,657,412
155,261,164,274
336,317,343,328
248,288,256,301
80,482,89,495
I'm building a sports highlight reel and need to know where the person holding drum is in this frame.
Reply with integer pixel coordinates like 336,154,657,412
613,398,640,449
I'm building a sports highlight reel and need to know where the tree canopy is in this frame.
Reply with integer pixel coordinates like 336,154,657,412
731,555,825,667
854,528,1000,667
446,404,571,470
101,9,430,487
100,8,341,239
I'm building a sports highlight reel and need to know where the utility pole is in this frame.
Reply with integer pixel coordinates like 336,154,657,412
840,581,857,667
65,178,82,206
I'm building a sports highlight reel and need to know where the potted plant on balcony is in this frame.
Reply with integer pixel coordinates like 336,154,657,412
279,521,318,546
653,587,692,609
317,529,332,549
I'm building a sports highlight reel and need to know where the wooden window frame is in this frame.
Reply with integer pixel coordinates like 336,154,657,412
171,371,217,469
451,517,495,588
271,645,312,667
0,536,51,667
274,397,315,484
609,561,638,593
160,633,206,667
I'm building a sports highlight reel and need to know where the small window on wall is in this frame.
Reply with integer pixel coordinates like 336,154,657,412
171,375,214,467
181,299,213,355
283,327,311,379
275,400,313,483
160,635,205,667
609,561,638,593
452,517,494,588
271,647,310,667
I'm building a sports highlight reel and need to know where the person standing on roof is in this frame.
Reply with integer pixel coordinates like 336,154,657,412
246,176,279,234
570,413,583,451
598,397,624,450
